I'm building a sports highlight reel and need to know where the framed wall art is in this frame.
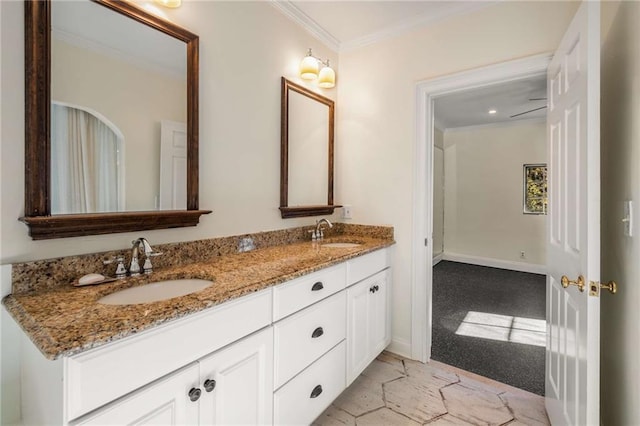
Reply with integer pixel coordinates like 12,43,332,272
523,164,547,215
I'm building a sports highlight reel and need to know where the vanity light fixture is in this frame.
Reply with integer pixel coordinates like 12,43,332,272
488,109,497,114
300,48,336,88
154,0,182,8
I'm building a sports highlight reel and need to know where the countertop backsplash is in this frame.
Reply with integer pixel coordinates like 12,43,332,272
10,223,394,295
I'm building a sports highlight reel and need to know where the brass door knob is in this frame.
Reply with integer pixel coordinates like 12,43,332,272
589,280,618,296
561,275,585,292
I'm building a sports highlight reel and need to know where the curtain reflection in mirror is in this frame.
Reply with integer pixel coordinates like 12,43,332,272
51,103,124,214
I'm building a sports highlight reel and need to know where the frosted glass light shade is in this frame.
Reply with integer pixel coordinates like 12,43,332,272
318,65,336,88
300,55,319,80
154,0,181,7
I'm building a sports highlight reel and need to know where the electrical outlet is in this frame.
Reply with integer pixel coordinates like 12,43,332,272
342,205,352,220
520,251,526,259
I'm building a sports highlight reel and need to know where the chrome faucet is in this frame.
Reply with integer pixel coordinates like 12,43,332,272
315,218,333,241
130,237,161,275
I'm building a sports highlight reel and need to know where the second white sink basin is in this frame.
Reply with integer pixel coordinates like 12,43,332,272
322,242,362,248
98,279,213,305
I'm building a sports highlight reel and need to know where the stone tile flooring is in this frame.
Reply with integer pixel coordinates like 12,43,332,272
314,352,550,426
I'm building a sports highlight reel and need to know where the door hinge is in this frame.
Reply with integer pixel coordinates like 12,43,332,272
425,238,428,247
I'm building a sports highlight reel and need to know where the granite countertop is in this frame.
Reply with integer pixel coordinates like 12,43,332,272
3,235,394,360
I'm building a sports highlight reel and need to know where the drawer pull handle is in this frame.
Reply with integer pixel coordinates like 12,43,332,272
204,379,216,392
311,327,324,338
188,387,202,402
310,384,323,399
311,282,324,291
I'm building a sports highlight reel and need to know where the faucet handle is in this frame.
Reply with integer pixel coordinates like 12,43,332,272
143,252,163,274
103,256,127,278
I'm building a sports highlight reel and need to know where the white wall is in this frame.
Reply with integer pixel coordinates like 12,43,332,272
443,121,547,266
432,128,444,257
600,1,640,424
336,1,579,354
52,38,187,212
0,1,338,423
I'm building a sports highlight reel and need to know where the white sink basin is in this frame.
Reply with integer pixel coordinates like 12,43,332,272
98,279,213,305
322,242,362,248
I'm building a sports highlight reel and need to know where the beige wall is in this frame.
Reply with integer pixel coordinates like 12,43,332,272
600,1,640,424
52,38,187,212
0,1,338,423
433,128,444,257
443,121,547,265
336,1,579,352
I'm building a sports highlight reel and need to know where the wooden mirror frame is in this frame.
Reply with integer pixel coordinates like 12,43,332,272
21,0,211,240
280,77,339,218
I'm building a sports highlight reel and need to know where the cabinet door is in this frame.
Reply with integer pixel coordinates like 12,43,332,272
199,327,273,425
369,269,390,357
346,277,373,385
72,364,200,425
346,269,390,385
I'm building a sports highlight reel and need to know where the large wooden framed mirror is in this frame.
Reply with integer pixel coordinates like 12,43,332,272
21,0,210,240
280,78,338,218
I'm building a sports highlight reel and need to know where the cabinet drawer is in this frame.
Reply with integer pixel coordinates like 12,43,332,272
65,288,272,420
274,292,346,389
347,249,388,285
273,341,346,426
273,263,346,321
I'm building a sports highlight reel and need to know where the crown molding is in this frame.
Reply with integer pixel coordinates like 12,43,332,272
271,1,499,53
269,1,340,52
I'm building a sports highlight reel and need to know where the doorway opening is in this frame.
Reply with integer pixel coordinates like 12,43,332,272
410,53,552,391
429,77,548,395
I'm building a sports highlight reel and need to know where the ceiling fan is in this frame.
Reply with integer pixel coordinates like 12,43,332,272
510,98,548,118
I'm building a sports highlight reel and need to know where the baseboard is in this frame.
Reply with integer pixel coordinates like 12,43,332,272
441,252,546,275
432,252,443,266
386,337,412,359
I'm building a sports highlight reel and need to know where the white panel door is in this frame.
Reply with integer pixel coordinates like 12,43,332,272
159,120,187,210
199,327,273,425
545,2,600,425
72,364,200,425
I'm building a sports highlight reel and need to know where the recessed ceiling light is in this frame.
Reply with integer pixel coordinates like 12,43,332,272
488,109,497,115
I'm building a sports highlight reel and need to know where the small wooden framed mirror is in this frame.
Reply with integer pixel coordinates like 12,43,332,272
280,78,339,218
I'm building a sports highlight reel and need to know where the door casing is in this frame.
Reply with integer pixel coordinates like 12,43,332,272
411,54,552,362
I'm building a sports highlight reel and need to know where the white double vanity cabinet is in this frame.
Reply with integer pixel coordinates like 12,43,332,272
21,248,392,425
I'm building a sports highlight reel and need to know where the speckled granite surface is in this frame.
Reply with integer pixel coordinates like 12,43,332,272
3,224,394,360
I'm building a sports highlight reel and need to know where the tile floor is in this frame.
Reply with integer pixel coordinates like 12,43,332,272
314,352,550,426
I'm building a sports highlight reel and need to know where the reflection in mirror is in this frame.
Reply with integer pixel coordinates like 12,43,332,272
280,78,338,218
51,0,187,213
21,0,210,240
51,102,124,214
288,90,329,206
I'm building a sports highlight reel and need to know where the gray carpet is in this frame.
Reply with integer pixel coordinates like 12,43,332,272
431,260,546,395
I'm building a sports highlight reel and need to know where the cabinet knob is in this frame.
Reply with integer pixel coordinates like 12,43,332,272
311,327,324,338
188,387,202,402
374,285,379,292
204,379,216,392
369,286,375,293
311,281,324,291
310,384,323,399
